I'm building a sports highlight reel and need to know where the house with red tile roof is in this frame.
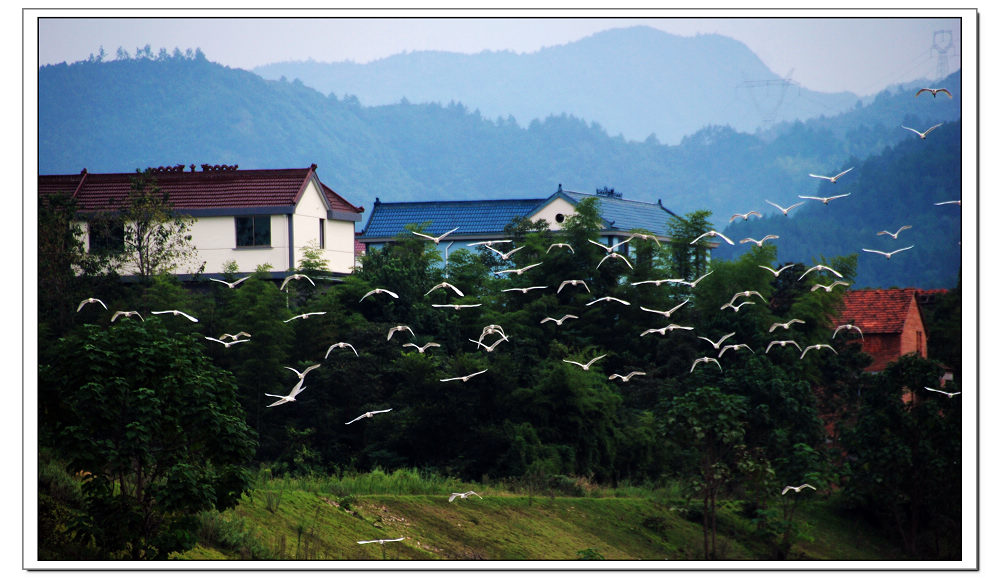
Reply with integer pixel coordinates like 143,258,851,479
39,164,364,278
834,288,929,372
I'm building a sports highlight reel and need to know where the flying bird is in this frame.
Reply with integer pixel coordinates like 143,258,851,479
557,279,590,293
691,231,734,245
609,371,646,382
432,303,482,310
563,355,607,371
730,290,767,304
798,193,851,205
546,242,575,254
934,200,961,206
360,288,399,302
265,380,307,407
669,271,714,288
809,167,853,183
862,246,914,259
357,538,406,545
759,264,796,277
719,344,755,358
110,310,143,322
902,123,943,140
448,491,483,502
720,300,756,312
151,309,199,322
781,484,817,495
345,408,393,425
440,369,488,383
632,278,675,287
915,87,952,98
588,237,633,253
495,262,542,276
325,342,359,358
730,210,762,222
766,339,802,353
586,296,630,306
403,342,441,354
467,239,511,248
799,264,844,280
800,344,838,359
502,286,548,294
209,276,251,289
280,273,316,290
877,225,913,239
204,336,249,348
924,386,961,398
698,332,736,350
769,319,805,332
284,364,320,381
411,226,459,244
811,281,851,292
740,235,780,247
640,300,689,319
219,331,251,341
483,244,524,260
425,281,465,297
628,233,662,247
76,297,108,312
477,324,507,341
597,252,633,269
832,324,864,339
284,312,326,323
764,200,806,216
690,356,722,373
469,337,506,353
541,314,579,326
387,325,415,340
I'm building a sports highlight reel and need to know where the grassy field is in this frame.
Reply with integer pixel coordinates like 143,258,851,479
172,470,905,562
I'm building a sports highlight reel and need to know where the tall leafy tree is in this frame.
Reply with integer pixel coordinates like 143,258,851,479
40,319,256,560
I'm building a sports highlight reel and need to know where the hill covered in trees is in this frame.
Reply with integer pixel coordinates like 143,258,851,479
37,52,962,288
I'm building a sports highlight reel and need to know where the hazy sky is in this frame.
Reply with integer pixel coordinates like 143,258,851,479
33,10,967,96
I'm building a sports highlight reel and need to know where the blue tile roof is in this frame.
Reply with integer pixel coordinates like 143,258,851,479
562,190,679,234
359,190,679,240
359,198,546,240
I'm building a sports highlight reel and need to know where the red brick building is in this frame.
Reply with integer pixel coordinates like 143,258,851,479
835,288,929,372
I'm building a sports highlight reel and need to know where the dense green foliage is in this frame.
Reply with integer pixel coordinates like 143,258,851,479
38,180,963,559
38,53,961,287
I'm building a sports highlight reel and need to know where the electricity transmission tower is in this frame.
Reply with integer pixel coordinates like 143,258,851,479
933,30,954,81
739,69,799,127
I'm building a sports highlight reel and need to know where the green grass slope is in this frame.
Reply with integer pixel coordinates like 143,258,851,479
174,485,904,562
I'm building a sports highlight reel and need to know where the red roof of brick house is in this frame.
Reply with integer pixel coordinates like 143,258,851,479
39,164,364,218
837,288,920,334
836,288,929,372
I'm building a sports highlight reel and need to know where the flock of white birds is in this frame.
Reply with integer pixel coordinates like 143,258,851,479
70,86,959,553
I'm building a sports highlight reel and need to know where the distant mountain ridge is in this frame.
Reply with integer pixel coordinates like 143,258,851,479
37,53,961,288
253,26,862,144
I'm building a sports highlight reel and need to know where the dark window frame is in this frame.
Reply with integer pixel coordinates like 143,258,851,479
235,215,272,248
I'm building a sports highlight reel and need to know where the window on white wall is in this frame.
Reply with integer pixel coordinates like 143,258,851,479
235,215,271,247
319,218,326,249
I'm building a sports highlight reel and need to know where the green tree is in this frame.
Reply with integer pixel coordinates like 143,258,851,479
840,353,961,558
94,169,200,280
40,319,257,560
663,386,748,559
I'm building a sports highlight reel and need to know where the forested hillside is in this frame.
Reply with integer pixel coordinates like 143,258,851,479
38,52,961,289
38,187,963,560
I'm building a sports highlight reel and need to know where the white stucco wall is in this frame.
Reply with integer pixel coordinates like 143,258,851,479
189,214,289,274
529,198,577,229
289,180,357,274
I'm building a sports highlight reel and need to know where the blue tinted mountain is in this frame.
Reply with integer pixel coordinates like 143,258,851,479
252,26,861,144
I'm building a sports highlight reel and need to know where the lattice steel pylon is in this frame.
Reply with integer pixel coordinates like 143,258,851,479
739,69,798,128
933,30,954,81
